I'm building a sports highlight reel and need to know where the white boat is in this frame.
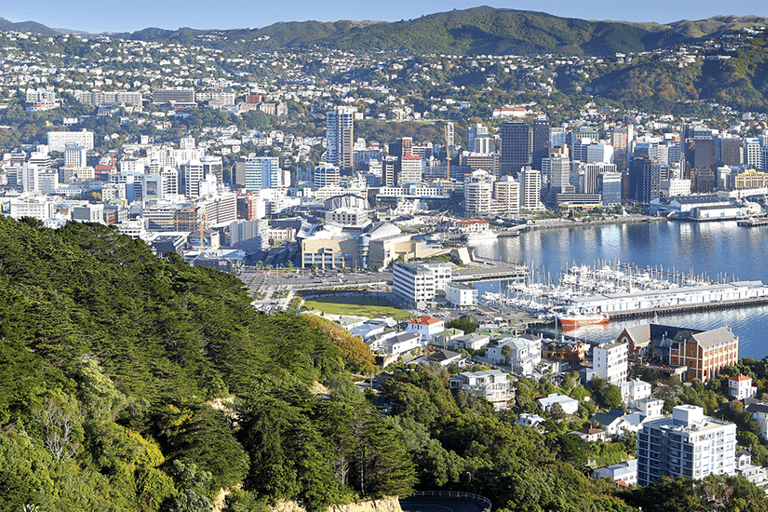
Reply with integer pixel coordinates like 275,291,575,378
465,230,498,245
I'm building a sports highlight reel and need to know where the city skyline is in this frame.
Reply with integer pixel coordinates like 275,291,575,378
2,0,765,35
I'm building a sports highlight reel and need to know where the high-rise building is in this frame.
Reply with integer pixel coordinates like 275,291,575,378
599,172,623,206
326,106,356,175
244,155,280,193
744,138,762,170
313,163,341,188
718,137,742,166
611,126,633,170
637,405,736,486
629,157,661,203
398,155,423,185
547,153,571,195
532,115,551,171
500,121,531,177
468,123,489,153
693,139,717,171
520,166,544,211
181,160,205,199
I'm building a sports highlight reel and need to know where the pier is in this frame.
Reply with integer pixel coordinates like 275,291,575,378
738,217,768,227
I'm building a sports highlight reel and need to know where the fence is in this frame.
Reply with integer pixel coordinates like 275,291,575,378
404,490,492,511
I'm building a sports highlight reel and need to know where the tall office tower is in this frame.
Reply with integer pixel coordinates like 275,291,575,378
693,139,717,171
500,120,531,177
244,155,280,192
585,142,614,164
629,156,661,203
583,163,617,195
532,115,551,171
64,145,88,168
467,123,488,153
611,126,632,170
161,168,179,196
383,156,398,187
389,137,414,158
18,163,40,193
548,153,571,195
550,127,567,148
313,164,341,188
181,160,205,199
570,126,599,148
637,405,735,487
326,106,356,175
519,166,543,211
398,155,423,185
599,172,623,206
718,136,742,166
744,138,762,170
445,122,455,153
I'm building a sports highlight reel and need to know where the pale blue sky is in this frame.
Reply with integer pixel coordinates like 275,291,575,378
3,0,765,34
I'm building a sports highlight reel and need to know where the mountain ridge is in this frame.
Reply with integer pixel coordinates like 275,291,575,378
1,8,767,56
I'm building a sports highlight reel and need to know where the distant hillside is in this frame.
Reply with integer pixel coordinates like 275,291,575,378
2,8,767,56
0,16,59,36
585,29,768,112
115,7,768,57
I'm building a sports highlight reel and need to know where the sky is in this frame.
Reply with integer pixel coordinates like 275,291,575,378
3,0,766,34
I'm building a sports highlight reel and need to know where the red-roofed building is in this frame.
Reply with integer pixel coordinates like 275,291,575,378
729,374,757,400
406,316,445,344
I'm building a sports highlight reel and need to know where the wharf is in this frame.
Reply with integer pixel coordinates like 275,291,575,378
737,217,768,227
607,295,768,320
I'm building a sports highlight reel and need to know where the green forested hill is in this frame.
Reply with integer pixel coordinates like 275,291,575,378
0,217,413,511
2,217,767,512
108,8,768,57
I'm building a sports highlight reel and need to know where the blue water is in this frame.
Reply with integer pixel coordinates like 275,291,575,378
472,220,768,360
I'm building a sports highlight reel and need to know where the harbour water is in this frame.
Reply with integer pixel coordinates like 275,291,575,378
472,219,768,360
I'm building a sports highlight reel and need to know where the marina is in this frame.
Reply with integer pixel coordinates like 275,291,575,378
472,219,768,360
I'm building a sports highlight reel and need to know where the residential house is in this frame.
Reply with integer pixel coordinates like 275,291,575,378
410,349,466,368
405,316,445,344
516,413,546,428
570,427,607,442
433,328,465,348
746,399,768,440
537,393,579,415
735,450,768,491
542,340,586,363
450,369,512,410
451,332,490,351
621,379,651,407
593,459,638,486
379,332,420,357
729,374,757,400
486,335,542,375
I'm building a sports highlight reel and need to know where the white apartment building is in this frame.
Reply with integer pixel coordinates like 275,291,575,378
592,341,629,386
450,369,512,410
637,405,736,486
520,166,545,211
446,282,478,307
47,130,94,151
392,261,452,309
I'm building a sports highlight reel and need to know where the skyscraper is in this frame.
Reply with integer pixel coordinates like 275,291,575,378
629,157,661,203
500,121,531,177
244,155,280,193
532,115,551,171
326,106,356,175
